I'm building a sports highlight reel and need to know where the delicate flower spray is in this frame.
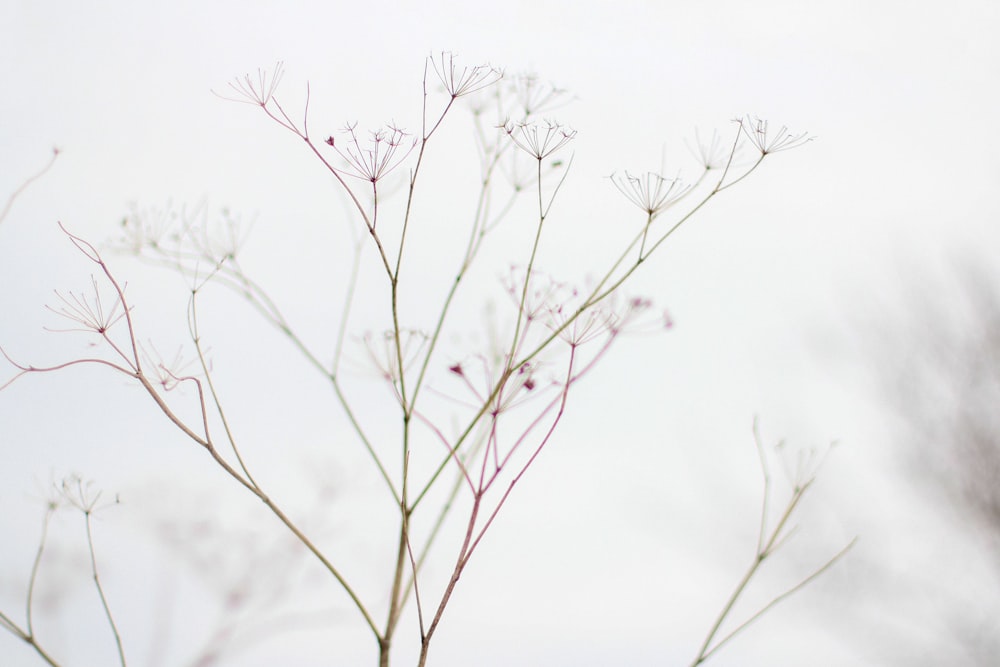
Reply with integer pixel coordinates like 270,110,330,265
1,53,848,667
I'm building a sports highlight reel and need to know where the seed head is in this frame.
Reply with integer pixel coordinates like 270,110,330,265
609,171,691,219
501,119,576,161
736,115,813,155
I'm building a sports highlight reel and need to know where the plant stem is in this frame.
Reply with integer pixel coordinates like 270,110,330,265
83,510,126,667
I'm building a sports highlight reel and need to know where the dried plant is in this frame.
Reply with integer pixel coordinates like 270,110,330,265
0,477,123,667
1,53,846,666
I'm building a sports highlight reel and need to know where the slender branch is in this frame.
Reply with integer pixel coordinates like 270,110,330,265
0,504,64,667
504,157,549,376
411,121,772,516
186,290,258,487
753,416,770,554
0,148,59,226
133,365,382,640
697,538,857,664
690,427,852,666
1,353,136,392
0,610,62,667
82,509,126,667
399,428,489,612
407,133,515,412
26,504,55,638
417,497,481,667
47,232,382,643
465,352,575,562
125,213,397,502
326,216,400,498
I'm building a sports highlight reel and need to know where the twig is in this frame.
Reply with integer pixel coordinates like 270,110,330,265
82,505,127,666
689,425,854,666
0,148,59,226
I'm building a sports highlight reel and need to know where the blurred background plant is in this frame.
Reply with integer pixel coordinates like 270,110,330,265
821,256,1000,665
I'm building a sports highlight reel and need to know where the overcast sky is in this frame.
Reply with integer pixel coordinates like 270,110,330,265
2,2,999,666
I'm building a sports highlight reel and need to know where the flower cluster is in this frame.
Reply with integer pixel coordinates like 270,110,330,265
220,62,285,107
508,74,572,116
447,353,541,416
502,266,578,326
503,269,668,348
609,171,691,219
737,115,813,155
45,276,127,335
140,341,202,392
431,51,503,99
325,122,418,183
362,329,429,385
501,119,576,160
687,128,732,170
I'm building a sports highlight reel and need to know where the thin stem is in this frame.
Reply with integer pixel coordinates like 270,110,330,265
505,158,548,373
689,429,852,666
403,520,427,638
697,538,856,664
416,341,588,665
407,135,513,412
0,148,59,226
465,352,575,561
82,510,126,667
417,497,482,667
134,370,382,640
124,212,399,503
263,496,382,640
753,416,770,554
327,218,400,497
399,429,489,612
26,504,55,638
402,122,769,515
0,505,63,667
395,66,455,281
188,290,259,488
130,368,382,638
52,233,383,644
0,610,62,667
382,433,413,654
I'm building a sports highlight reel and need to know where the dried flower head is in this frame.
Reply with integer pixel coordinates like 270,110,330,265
443,351,544,416
502,120,576,160
737,115,813,155
363,329,429,384
503,267,578,325
507,74,572,116
687,128,732,170
118,202,176,253
140,341,202,391
118,202,246,269
45,276,128,335
431,51,503,98
543,290,666,346
219,62,285,107
774,437,838,492
57,475,118,514
326,122,418,183
609,171,691,219
546,300,615,347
